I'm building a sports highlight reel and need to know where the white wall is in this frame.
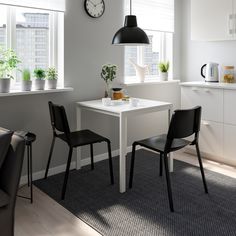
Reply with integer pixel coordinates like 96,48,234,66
181,0,236,82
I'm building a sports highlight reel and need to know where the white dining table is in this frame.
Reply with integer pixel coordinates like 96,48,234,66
76,98,173,193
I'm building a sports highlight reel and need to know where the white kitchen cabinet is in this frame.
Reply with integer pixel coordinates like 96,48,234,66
224,124,236,161
181,86,223,122
199,120,223,158
224,89,236,125
191,0,235,41
181,82,236,166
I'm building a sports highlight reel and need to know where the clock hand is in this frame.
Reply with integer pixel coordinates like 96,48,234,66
88,0,96,7
95,1,103,7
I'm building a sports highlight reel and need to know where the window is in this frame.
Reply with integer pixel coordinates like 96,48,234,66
0,6,7,48
15,8,50,81
124,0,174,83
0,1,65,87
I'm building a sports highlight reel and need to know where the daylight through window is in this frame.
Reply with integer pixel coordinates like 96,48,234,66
124,0,174,83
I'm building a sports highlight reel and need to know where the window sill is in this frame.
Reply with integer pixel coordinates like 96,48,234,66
0,87,74,97
123,79,180,87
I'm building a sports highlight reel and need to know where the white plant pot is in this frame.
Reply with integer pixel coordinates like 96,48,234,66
47,80,57,89
160,72,168,81
34,79,45,90
21,80,32,91
0,78,10,93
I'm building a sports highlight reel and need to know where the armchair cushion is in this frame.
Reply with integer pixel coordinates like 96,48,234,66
0,189,10,208
0,128,13,169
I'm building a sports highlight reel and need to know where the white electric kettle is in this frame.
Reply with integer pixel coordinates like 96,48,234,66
201,63,219,82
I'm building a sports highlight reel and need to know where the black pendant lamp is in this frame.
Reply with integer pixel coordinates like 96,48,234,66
112,0,150,45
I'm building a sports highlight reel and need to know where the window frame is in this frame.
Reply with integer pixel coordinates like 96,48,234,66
1,5,64,88
124,30,173,84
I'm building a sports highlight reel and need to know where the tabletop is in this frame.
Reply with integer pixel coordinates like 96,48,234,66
76,99,172,116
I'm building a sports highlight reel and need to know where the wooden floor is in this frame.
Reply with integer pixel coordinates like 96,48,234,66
15,151,236,236
15,187,101,236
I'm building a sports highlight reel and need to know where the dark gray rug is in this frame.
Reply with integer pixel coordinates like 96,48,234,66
35,149,236,236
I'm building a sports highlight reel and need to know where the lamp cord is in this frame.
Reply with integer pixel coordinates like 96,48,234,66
130,0,132,15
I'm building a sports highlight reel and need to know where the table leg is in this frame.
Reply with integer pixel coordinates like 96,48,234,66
168,108,174,172
119,114,127,193
76,106,82,170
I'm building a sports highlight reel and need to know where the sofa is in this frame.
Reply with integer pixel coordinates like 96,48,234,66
0,130,25,236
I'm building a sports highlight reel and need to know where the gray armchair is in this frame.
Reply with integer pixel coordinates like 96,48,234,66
0,133,25,236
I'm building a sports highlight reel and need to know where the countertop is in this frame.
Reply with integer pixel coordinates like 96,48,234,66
180,81,236,90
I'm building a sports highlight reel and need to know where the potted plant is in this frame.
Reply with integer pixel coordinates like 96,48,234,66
101,64,117,97
46,67,58,89
0,47,21,93
34,68,46,90
158,61,169,81
21,69,32,91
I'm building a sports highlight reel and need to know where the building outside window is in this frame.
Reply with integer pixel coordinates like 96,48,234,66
15,10,50,81
0,6,6,48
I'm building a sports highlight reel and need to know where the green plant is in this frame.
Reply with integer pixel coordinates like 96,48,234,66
34,68,46,80
101,64,117,84
22,69,31,81
158,61,170,73
0,47,21,79
46,67,58,80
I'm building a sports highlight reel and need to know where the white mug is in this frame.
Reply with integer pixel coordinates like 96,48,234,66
129,98,139,107
102,97,111,106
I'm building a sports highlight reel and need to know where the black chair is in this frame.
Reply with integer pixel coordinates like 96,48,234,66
129,106,208,212
44,101,114,200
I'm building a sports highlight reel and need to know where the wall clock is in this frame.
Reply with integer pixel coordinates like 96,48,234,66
84,0,105,18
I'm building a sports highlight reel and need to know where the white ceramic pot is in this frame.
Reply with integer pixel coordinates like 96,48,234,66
47,80,57,89
0,78,10,93
160,72,168,81
21,80,32,91
34,79,45,90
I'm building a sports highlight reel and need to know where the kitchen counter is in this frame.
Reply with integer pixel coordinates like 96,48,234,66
181,81,236,90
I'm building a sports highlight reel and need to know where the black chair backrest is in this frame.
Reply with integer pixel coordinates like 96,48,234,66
48,101,71,139
167,106,202,140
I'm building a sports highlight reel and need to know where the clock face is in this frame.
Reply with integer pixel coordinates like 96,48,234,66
84,0,105,18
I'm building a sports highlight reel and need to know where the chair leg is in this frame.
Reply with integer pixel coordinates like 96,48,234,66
196,142,208,194
90,144,94,170
27,145,30,186
129,143,137,189
61,147,73,200
44,137,55,179
163,153,174,212
107,141,114,185
159,153,163,177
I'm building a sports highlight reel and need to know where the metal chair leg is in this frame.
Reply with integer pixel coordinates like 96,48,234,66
159,153,163,177
90,144,94,170
44,137,55,179
61,147,73,200
107,141,114,185
163,153,174,212
27,145,30,187
29,143,33,204
129,143,137,189
196,142,208,194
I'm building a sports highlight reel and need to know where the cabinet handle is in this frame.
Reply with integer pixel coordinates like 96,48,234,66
228,14,234,35
202,121,210,126
191,87,198,92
